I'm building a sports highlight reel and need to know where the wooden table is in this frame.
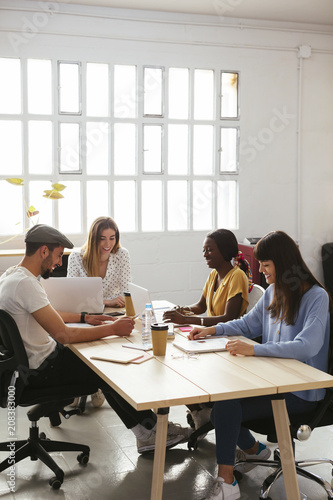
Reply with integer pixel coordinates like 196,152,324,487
68,321,333,500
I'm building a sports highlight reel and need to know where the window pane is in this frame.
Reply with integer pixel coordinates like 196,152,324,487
194,69,214,120
193,180,213,230
221,72,238,119
27,59,52,114
114,123,136,175
58,181,81,233
143,125,162,173
168,68,189,119
220,127,238,173
167,181,188,230
58,62,81,114
143,67,163,116
168,124,188,175
0,58,21,114
0,181,23,235
29,180,53,226
86,181,109,228
28,121,53,174
193,125,214,175
217,181,238,229
86,122,109,175
114,180,136,232
141,180,163,231
0,121,22,175
59,123,81,173
114,65,137,118
87,63,109,117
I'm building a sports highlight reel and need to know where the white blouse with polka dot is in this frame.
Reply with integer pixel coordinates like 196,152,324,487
67,247,131,300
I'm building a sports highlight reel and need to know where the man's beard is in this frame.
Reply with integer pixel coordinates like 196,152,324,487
40,255,53,279
41,268,52,279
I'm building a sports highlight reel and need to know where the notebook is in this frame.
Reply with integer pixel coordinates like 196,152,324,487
42,277,104,313
173,337,228,353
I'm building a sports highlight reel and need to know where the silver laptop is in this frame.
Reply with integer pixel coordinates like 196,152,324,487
173,337,228,354
128,282,174,321
42,277,104,313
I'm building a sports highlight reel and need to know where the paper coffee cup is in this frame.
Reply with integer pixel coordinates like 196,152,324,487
151,323,168,356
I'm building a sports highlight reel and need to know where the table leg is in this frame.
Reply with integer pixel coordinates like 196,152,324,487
150,407,169,500
271,399,300,500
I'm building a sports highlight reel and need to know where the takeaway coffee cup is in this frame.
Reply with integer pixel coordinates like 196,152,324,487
151,323,168,356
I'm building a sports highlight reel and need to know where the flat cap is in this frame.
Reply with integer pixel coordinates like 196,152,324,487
25,224,74,249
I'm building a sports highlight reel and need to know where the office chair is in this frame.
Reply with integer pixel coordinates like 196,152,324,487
235,315,333,500
0,309,97,490
246,283,265,313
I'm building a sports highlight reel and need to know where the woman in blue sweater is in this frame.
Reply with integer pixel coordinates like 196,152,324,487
189,230,331,500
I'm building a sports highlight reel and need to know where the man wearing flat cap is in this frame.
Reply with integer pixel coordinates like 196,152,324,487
0,224,189,452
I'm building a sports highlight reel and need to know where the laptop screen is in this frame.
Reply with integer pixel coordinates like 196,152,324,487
42,277,104,313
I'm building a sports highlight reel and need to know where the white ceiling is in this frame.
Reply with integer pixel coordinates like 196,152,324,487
39,0,333,26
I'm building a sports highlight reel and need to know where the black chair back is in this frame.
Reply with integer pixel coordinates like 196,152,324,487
0,309,29,408
0,309,97,409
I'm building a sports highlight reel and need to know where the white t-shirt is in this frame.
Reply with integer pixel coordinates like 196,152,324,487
0,266,56,369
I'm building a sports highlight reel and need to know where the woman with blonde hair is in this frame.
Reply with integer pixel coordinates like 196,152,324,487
67,216,131,406
68,216,131,308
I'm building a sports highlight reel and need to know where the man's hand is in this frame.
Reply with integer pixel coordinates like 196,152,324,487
110,316,135,337
85,314,115,326
226,339,255,356
188,326,216,340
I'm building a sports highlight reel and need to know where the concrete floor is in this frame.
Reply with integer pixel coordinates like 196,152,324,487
0,401,332,500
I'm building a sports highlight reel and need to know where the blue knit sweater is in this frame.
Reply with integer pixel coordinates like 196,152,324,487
215,284,330,401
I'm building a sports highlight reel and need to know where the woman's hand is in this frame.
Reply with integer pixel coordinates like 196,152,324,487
226,339,255,356
104,296,125,308
188,326,216,340
85,314,116,325
163,309,188,324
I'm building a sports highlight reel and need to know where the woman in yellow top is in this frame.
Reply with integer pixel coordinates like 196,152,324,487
163,228,252,327
164,228,253,433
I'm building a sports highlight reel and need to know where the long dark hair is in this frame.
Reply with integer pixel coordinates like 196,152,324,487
254,230,329,325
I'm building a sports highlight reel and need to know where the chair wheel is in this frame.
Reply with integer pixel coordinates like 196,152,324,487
77,452,89,465
187,441,198,451
40,432,46,439
49,476,62,489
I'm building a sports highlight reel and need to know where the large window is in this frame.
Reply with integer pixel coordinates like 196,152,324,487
0,57,240,237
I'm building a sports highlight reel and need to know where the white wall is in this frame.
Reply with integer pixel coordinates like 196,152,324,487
0,0,332,303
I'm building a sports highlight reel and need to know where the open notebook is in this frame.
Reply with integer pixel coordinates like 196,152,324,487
41,277,104,313
173,337,228,353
